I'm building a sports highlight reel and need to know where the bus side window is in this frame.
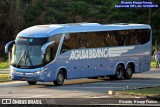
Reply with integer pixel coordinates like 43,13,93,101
61,33,79,53
79,36,86,48
45,46,55,63
61,44,71,53
61,34,71,53
45,47,51,63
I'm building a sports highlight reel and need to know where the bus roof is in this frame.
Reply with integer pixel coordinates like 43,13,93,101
18,23,151,38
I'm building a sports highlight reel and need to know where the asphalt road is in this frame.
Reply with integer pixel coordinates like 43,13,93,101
0,69,160,98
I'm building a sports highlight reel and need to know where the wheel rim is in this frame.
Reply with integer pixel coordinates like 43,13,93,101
57,73,64,84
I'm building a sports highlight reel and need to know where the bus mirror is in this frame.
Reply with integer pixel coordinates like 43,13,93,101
41,41,55,55
5,40,15,53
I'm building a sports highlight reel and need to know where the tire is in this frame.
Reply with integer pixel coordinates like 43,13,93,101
124,64,133,79
109,65,124,80
53,70,65,86
27,81,37,85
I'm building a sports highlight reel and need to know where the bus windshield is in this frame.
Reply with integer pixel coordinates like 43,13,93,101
11,37,48,68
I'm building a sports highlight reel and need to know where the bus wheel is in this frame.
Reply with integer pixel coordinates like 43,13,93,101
53,70,65,86
110,65,124,80
109,65,124,80
115,65,124,80
27,81,37,85
124,64,133,79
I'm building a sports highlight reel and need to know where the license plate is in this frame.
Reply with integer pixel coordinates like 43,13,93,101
21,77,27,80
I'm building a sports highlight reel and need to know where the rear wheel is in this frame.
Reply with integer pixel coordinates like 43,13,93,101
124,64,133,79
27,81,37,85
109,65,124,80
53,70,65,86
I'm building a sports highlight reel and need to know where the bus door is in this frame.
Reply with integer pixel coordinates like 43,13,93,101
82,59,95,78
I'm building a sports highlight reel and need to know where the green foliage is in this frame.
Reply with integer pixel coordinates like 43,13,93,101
0,74,11,82
68,1,88,15
24,1,44,26
0,78,11,82
0,62,8,69
54,12,68,23
44,8,55,23
151,61,156,68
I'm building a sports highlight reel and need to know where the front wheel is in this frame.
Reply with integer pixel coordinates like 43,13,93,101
27,81,37,85
53,70,65,86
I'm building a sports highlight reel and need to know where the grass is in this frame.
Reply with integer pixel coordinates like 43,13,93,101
0,78,11,82
0,74,11,82
0,61,9,69
116,87,160,98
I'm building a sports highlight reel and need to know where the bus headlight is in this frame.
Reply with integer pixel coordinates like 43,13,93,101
35,68,48,74
36,71,42,74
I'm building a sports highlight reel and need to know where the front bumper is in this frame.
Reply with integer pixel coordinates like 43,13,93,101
9,66,52,82
11,70,45,81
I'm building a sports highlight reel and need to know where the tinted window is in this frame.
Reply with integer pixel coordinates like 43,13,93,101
61,29,150,53
45,34,62,64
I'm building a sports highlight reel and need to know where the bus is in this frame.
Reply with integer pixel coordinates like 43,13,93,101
5,23,152,86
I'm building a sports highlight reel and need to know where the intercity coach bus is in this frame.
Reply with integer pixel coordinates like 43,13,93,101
5,23,152,85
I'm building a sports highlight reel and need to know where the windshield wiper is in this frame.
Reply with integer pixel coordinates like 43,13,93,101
16,40,29,67
24,48,33,66
16,49,27,67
